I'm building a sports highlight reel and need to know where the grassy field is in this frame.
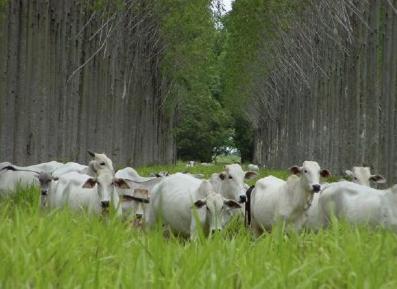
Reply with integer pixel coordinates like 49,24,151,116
1,164,397,289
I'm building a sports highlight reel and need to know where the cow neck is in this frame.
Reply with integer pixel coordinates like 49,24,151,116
286,176,314,214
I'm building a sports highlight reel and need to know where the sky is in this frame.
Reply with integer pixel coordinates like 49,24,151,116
223,0,234,12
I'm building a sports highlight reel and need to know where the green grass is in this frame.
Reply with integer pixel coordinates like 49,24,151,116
1,165,397,288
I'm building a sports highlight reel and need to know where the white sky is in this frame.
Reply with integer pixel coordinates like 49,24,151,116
223,0,234,12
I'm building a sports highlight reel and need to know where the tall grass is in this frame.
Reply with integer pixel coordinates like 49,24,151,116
1,166,396,288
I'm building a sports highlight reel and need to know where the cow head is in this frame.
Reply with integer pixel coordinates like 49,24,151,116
82,173,129,213
87,150,114,174
345,166,385,187
289,161,331,193
193,181,241,235
213,164,257,203
36,172,58,208
121,189,150,227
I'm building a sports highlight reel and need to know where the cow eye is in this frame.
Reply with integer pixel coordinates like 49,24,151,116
304,170,308,173
228,176,233,179
100,162,106,166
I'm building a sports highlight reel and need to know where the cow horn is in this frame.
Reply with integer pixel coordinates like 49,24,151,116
87,150,96,157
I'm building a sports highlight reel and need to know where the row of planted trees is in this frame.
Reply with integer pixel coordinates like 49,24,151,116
0,0,233,165
222,0,397,182
3,0,395,177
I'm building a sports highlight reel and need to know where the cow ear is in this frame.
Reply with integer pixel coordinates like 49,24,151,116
224,199,241,209
219,172,226,180
321,169,331,178
345,170,353,177
289,166,301,175
245,171,258,179
114,178,130,189
82,178,97,188
193,199,206,208
370,174,386,184
87,150,96,157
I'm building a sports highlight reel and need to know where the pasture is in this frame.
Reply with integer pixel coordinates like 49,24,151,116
1,164,397,289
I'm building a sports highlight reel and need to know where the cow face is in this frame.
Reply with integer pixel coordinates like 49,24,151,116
290,161,331,193
345,167,385,187
37,173,58,208
83,174,129,212
121,189,150,226
194,192,241,234
215,164,257,202
87,151,114,173
194,181,241,234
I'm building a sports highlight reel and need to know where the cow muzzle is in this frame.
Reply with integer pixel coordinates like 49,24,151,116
312,184,321,193
101,201,110,209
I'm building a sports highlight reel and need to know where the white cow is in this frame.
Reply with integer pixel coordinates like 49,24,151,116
0,169,38,196
52,162,89,178
345,166,385,187
148,173,241,239
35,173,59,208
186,161,195,168
48,171,128,215
305,166,386,230
0,165,59,202
51,152,115,178
247,164,259,171
120,188,150,227
210,164,257,203
250,161,331,235
0,162,12,170
116,167,157,183
116,177,164,225
319,181,397,230
87,151,114,174
1,161,63,174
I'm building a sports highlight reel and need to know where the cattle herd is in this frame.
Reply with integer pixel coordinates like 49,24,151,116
0,151,394,239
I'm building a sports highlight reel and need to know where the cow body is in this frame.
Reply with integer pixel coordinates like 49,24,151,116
250,161,330,235
305,166,386,230
8,161,63,174
49,171,126,215
319,181,397,230
0,170,38,196
116,167,156,183
52,162,89,178
247,164,259,171
149,173,240,239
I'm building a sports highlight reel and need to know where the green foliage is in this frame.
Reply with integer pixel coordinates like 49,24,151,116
1,164,397,288
176,95,233,162
154,0,234,161
233,115,254,163
218,0,313,160
221,0,269,113
221,0,310,114
0,0,8,18
155,0,216,106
